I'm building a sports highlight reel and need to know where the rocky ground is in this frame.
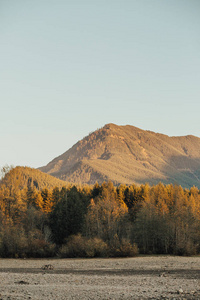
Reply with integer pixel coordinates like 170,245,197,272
0,256,200,299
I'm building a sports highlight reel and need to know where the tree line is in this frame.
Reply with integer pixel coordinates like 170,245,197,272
0,167,200,257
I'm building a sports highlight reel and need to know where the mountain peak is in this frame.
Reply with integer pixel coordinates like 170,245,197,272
39,124,200,188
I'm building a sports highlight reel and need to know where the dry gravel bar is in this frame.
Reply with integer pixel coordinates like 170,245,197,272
0,256,200,299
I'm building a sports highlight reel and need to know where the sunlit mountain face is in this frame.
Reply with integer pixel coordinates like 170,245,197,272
39,123,200,188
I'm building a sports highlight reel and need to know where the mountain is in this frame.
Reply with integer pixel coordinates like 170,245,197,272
39,123,200,188
0,166,68,191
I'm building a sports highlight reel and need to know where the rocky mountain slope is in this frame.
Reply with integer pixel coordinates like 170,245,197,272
39,124,200,187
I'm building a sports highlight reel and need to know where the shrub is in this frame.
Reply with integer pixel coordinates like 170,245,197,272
175,240,197,256
86,237,108,257
0,226,56,258
119,239,139,257
0,226,28,258
59,234,87,258
109,235,139,257
59,234,108,258
26,229,56,257
59,234,138,258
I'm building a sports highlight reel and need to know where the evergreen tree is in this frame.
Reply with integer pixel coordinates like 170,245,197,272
49,186,84,245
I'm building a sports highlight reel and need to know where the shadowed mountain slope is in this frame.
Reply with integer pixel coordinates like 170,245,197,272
39,124,200,188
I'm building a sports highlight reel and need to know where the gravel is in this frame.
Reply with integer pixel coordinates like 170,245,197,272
0,256,200,299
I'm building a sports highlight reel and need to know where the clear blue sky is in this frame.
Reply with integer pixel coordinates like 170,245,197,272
1,0,200,169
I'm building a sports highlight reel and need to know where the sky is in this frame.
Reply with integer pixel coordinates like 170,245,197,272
1,0,200,169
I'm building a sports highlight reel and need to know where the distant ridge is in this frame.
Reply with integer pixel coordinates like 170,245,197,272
0,166,68,190
39,124,200,188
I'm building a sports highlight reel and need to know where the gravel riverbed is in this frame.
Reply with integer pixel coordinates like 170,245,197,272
0,256,200,299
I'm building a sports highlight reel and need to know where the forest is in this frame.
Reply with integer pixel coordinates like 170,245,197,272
0,166,200,258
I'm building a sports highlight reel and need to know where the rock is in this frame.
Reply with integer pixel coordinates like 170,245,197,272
15,280,29,285
41,264,54,270
177,288,184,294
159,272,167,277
